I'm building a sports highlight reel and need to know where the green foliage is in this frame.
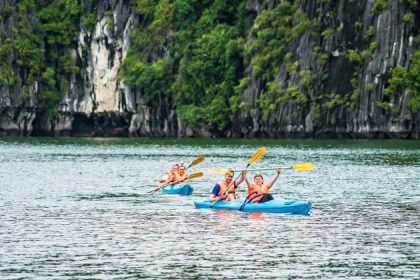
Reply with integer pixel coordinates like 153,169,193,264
39,0,80,46
384,51,420,112
82,11,97,32
371,0,389,15
135,0,159,20
2,4,15,17
376,101,396,113
354,21,363,29
120,51,174,103
1,0,418,131
244,1,293,75
239,1,316,120
406,51,420,111
259,82,308,120
105,11,115,30
324,93,345,109
348,50,362,62
299,70,316,89
403,12,414,23
120,0,246,130
366,25,375,38
407,0,417,8
39,67,61,117
384,66,406,97
0,64,19,86
0,0,82,115
321,28,333,38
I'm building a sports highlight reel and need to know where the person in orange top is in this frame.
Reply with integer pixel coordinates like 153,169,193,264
208,169,244,201
159,164,179,186
242,168,281,203
175,165,189,183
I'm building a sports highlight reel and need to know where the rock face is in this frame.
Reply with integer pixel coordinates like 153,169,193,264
233,0,420,139
0,0,419,138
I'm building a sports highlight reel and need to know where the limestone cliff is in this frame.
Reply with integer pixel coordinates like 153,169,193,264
0,0,418,138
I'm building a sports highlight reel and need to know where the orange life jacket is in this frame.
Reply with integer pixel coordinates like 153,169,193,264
247,183,270,203
217,180,235,200
175,171,188,182
164,171,177,184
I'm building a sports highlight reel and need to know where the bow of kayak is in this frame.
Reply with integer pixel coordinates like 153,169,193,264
162,184,193,196
194,198,311,215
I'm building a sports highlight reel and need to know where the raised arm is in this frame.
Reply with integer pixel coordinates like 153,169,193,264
242,170,252,187
266,167,281,189
234,172,245,188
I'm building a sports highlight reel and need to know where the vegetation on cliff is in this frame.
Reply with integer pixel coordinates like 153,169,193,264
0,0,419,133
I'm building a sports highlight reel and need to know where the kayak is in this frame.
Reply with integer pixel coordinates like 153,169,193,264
194,198,311,215
161,184,193,196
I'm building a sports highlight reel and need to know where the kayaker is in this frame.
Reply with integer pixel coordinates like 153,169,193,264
208,169,244,201
175,165,189,183
159,164,179,185
242,168,281,203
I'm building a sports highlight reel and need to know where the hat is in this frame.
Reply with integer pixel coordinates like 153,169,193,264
225,168,234,176
254,172,263,179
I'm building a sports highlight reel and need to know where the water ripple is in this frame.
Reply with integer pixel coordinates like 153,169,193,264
0,138,419,279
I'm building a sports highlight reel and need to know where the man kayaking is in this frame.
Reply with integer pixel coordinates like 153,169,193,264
208,169,244,201
242,168,281,203
176,165,189,183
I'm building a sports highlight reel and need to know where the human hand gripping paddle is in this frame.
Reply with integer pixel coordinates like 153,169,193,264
207,162,315,175
149,172,204,193
210,147,266,208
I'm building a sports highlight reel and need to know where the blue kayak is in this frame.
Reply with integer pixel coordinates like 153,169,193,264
161,184,193,196
194,198,311,215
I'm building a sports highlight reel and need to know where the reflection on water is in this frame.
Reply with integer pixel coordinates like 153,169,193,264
0,137,419,278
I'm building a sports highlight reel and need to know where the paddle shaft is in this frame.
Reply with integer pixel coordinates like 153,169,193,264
230,167,291,172
151,171,203,193
150,177,189,193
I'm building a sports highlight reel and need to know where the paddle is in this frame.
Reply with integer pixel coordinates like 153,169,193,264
186,156,205,170
149,172,204,193
210,147,266,208
208,162,315,175
159,156,205,183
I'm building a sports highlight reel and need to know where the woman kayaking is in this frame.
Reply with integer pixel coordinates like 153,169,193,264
208,169,244,201
159,163,190,186
242,168,281,203
159,164,179,185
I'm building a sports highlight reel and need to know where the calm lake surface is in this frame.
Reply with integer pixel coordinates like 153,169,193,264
0,137,419,279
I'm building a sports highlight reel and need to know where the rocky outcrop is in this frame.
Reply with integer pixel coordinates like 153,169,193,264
233,0,420,139
0,0,419,138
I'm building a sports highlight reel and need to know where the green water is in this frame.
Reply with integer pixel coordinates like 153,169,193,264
0,137,419,279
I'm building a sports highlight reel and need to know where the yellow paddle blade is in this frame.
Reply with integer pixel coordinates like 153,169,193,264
291,162,315,171
188,172,204,179
207,168,229,175
248,146,266,165
188,156,205,168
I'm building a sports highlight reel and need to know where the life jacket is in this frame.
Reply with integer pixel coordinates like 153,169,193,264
175,171,188,182
164,171,177,184
247,183,270,203
217,180,235,200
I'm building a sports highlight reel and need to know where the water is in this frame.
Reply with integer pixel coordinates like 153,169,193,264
0,137,419,279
